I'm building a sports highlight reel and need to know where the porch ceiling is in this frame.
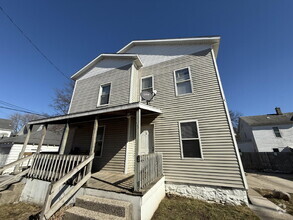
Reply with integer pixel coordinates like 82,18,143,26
28,102,162,125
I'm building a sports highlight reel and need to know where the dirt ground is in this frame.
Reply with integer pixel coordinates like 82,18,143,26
246,172,293,194
0,203,41,220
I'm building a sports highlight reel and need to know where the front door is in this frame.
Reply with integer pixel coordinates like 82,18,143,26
140,125,154,155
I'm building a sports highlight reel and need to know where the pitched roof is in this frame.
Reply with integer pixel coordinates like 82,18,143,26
71,36,221,80
0,129,62,146
117,36,221,56
240,112,293,126
0,118,13,130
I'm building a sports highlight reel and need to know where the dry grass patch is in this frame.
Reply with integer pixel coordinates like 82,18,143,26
255,188,293,216
152,195,259,220
0,202,41,220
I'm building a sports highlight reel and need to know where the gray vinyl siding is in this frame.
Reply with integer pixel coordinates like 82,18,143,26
140,49,245,189
69,64,132,114
65,119,127,173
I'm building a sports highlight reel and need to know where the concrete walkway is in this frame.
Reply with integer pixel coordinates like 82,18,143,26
247,172,293,193
248,186,293,220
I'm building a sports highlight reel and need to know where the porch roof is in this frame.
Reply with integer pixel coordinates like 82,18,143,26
28,102,162,125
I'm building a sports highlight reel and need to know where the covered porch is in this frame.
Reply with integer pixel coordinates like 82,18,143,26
0,102,163,219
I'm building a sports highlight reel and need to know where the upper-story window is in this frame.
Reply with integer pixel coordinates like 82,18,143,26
174,67,193,96
98,83,111,105
272,127,282,138
141,76,153,100
179,120,202,158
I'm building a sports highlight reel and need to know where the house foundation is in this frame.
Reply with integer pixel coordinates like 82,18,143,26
165,182,248,205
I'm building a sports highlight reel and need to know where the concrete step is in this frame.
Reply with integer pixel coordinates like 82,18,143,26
64,206,125,220
76,195,132,219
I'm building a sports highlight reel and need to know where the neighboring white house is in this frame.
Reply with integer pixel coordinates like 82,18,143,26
0,125,61,168
238,107,293,152
0,118,13,138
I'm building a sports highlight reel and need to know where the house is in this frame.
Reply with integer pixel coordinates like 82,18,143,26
238,107,293,152
0,36,247,220
0,118,13,138
0,125,60,168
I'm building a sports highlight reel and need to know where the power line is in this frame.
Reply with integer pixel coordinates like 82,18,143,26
0,100,39,114
0,105,46,116
0,5,71,80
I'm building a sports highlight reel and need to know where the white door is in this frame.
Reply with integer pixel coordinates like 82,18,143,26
140,125,154,155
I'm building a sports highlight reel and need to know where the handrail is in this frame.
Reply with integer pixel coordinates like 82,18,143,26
40,154,94,220
0,154,34,174
0,169,30,189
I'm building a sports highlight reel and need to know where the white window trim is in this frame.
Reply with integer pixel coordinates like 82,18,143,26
97,83,111,106
140,75,154,101
178,119,203,160
95,125,106,158
173,67,194,97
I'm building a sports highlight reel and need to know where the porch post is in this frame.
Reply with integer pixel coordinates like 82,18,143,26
88,116,98,172
15,124,33,172
59,123,70,155
134,109,141,191
18,124,33,160
36,124,47,153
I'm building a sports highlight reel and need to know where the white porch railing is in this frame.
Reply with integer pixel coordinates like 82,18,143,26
27,154,89,184
137,153,163,190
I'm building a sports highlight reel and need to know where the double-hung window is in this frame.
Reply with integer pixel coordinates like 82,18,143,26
141,76,153,100
272,127,282,138
179,121,202,158
174,67,193,96
95,126,105,157
98,84,111,105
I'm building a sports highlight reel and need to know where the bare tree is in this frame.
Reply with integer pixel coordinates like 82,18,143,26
9,113,44,134
50,81,74,115
229,110,242,132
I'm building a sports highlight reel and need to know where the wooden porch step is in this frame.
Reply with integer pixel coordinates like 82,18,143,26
64,195,132,220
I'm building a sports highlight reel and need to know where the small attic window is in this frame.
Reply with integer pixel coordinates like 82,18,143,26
272,127,282,138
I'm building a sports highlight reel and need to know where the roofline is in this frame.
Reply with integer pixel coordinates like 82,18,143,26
28,102,162,125
117,36,221,54
71,54,143,80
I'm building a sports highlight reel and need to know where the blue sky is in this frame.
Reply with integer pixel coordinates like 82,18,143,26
0,0,292,118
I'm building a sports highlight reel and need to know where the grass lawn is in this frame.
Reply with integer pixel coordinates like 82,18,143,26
152,195,259,220
0,202,41,220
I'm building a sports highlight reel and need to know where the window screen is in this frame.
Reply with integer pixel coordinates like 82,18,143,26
141,76,153,100
95,126,105,157
174,68,192,95
99,84,111,105
180,121,202,158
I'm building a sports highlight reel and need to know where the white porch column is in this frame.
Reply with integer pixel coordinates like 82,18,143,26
88,116,99,172
134,109,141,191
36,124,47,153
15,124,33,172
59,123,70,155
18,124,33,160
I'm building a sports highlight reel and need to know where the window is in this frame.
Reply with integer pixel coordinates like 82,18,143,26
141,76,153,100
272,127,282,138
95,126,105,157
273,148,279,152
98,84,111,105
174,67,193,96
179,121,202,158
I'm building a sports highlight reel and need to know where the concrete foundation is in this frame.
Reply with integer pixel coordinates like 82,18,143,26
165,182,248,205
20,176,165,220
